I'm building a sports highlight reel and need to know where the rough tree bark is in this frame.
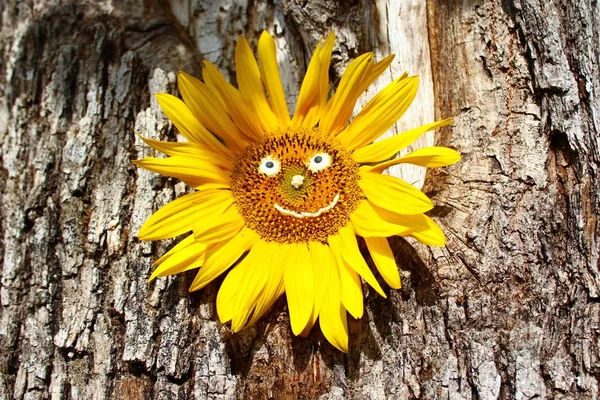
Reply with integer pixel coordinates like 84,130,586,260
0,0,598,399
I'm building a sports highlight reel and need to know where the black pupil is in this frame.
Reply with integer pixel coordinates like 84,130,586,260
265,161,274,168
314,155,323,163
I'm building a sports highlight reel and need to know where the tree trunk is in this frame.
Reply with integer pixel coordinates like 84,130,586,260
1,0,598,399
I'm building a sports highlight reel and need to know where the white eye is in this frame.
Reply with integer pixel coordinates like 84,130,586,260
308,153,331,173
258,156,281,176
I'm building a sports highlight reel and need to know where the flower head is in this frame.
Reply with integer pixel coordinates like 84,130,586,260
134,31,460,352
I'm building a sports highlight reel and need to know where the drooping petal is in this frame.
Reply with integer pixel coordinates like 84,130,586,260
236,36,279,132
340,76,418,149
138,135,234,165
283,243,315,335
216,255,248,324
328,234,363,319
411,215,446,246
189,227,259,291
149,235,207,281
291,33,335,129
366,202,436,237
249,242,285,326
370,147,462,172
319,53,374,136
364,237,401,289
202,61,264,140
366,207,446,246
358,171,433,214
350,200,414,237
301,241,332,336
258,31,290,127
352,118,453,163
133,156,231,189
155,93,233,159
177,72,248,153
318,256,348,353
138,190,233,241
193,205,245,244
338,226,386,297
230,240,271,331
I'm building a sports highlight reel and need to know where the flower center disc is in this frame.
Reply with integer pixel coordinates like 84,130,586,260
231,129,362,244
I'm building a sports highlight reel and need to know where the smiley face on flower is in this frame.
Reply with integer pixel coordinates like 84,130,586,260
134,31,460,352
232,130,361,245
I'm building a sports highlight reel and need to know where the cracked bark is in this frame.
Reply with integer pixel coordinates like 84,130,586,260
0,0,598,399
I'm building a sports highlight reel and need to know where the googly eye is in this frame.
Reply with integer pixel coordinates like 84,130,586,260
258,156,281,176
307,152,331,173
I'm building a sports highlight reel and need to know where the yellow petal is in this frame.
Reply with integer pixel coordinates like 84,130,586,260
350,200,414,237
356,54,395,93
352,118,453,163
177,72,248,153
153,233,194,266
301,241,332,336
338,226,386,297
411,215,446,246
365,207,446,246
133,156,231,189
359,171,433,214
364,237,401,289
202,61,264,140
283,243,315,335
291,33,335,128
138,190,233,241
370,147,461,173
318,256,348,353
155,93,233,159
258,31,290,127
319,53,374,136
189,227,259,291
149,236,207,281
236,36,279,132
193,206,245,244
216,257,246,324
328,234,363,319
319,53,394,137
340,76,418,150
231,240,270,331
138,135,233,168
249,242,285,326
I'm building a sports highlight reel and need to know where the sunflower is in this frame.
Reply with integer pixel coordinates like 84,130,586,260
134,31,460,352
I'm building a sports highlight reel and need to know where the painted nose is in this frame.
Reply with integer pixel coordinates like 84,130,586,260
291,174,305,189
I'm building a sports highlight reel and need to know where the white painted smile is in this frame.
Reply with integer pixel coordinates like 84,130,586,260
274,193,340,219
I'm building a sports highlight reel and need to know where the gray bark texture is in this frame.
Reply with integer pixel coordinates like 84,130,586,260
1,0,598,399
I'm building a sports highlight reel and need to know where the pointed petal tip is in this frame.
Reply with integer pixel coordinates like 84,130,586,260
425,233,447,247
177,71,191,85
289,310,313,336
136,225,153,241
230,319,244,333
334,338,349,353
136,232,149,241
188,277,206,292
259,30,272,40
154,92,170,101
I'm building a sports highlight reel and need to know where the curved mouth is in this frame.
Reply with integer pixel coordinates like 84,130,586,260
274,193,340,219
